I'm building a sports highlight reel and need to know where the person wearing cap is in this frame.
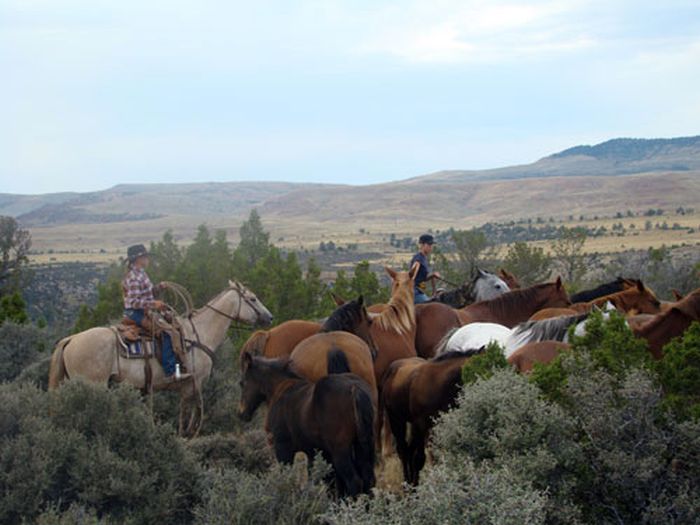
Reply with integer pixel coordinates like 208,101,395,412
409,234,441,304
122,244,188,381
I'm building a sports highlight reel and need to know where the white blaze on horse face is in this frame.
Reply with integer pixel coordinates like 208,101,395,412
473,271,510,302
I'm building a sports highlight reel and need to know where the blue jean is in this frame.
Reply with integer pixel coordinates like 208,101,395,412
124,308,176,375
414,290,431,304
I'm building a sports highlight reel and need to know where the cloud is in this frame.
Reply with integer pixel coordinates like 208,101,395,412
354,0,596,63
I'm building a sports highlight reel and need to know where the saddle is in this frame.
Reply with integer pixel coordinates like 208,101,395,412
115,313,187,367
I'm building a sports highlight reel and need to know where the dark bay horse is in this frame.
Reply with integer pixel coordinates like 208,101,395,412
569,276,636,303
238,351,375,497
239,320,320,359
382,350,482,485
456,278,571,326
530,280,661,320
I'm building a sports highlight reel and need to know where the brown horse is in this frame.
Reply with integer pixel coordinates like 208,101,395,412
456,277,570,326
633,288,700,359
414,303,462,358
507,341,571,373
289,298,378,399
498,268,521,289
238,350,375,497
530,280,661,320
382,350,480,485
239,320,320,359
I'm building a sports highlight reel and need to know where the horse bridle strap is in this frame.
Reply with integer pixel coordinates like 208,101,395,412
203,303,241,322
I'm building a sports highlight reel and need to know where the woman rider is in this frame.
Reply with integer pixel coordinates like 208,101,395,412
122,244,189,381
409,234,441,304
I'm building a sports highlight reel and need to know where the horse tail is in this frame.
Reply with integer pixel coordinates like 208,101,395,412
327,348,351,374
239,330,270,360
433,327,459,356
48,336,72,390
351,383,376,491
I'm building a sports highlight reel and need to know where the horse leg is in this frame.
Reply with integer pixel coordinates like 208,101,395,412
409,421,428,486
332,451,363,498
387,411,410,484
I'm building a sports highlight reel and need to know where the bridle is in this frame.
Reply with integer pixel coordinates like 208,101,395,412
183,282,265,363
201,281,265,331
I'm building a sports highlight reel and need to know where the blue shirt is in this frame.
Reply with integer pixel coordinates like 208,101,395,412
410,252,431,292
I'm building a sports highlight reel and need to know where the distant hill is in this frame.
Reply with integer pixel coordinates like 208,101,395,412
3,135,699,253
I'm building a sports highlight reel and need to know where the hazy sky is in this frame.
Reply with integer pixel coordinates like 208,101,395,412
2,0,699,194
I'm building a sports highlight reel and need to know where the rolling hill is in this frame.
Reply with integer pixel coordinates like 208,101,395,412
3,135,699,255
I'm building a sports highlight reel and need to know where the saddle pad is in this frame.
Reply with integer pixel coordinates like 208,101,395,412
118,338,157,359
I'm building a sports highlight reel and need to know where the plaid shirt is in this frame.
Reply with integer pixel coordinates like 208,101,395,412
122,267,156,309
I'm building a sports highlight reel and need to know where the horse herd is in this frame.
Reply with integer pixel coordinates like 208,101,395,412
49,267,700,498
236,265,700,495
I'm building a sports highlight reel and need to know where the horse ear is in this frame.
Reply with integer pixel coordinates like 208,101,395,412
555,276,563,289
672,289,684,301
241,351,253,369
331,292,345,306
357,295,364,306
228,279,235,287
385,266,398,280
408,261,420,280
636,279,645,292
477,267,487,277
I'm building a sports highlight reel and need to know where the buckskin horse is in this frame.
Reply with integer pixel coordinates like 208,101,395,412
48,280,273,436
238,350,376,497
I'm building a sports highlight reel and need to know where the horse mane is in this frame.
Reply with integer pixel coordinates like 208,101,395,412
240,330,270,357
374,278,415,335
432,347,486,362
434,327,460,356
570,277,626,304
511,312,590,343
468,282,555,318
321,300,365,333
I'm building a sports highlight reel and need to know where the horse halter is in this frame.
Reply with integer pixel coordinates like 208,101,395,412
202,281,263,325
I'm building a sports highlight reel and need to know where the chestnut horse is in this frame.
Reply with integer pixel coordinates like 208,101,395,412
238,350,375,497
498,268,521,289
507,341,571,373
530,280,661,320
457,277,570,326
239,320,320,359
382,350,481,485
414,302,462,359
633,288,700,359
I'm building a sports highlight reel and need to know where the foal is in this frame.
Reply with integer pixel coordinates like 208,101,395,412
238,350,376,497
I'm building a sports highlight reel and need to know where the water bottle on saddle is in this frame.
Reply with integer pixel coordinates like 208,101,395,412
122,244,191,382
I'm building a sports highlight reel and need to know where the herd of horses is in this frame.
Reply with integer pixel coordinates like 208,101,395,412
48,265,700,498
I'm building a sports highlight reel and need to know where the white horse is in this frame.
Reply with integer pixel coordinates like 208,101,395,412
436,303,616,358
48,280,273,436
472,268,511,302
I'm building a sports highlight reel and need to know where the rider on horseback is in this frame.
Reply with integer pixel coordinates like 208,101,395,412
410,234,441,304
122,244,190,382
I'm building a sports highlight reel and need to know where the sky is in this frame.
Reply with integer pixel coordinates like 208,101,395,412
2,0,700,194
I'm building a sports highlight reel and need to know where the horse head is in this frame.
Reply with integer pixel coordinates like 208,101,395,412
322,296,378,358
472,268,510,302
225,280,274,327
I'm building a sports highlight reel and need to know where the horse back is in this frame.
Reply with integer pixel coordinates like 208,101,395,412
409,356,469,420
507,341,570,373
415,303,461,358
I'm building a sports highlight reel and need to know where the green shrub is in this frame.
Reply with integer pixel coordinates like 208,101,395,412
461,341,509,385
195,457,331,525
0,321,47,382
564,368,698,524
187,430,273,473
655,322,700,420
530,309,651,404
434,369,583,524
0,380,201,524
327,461,547,525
